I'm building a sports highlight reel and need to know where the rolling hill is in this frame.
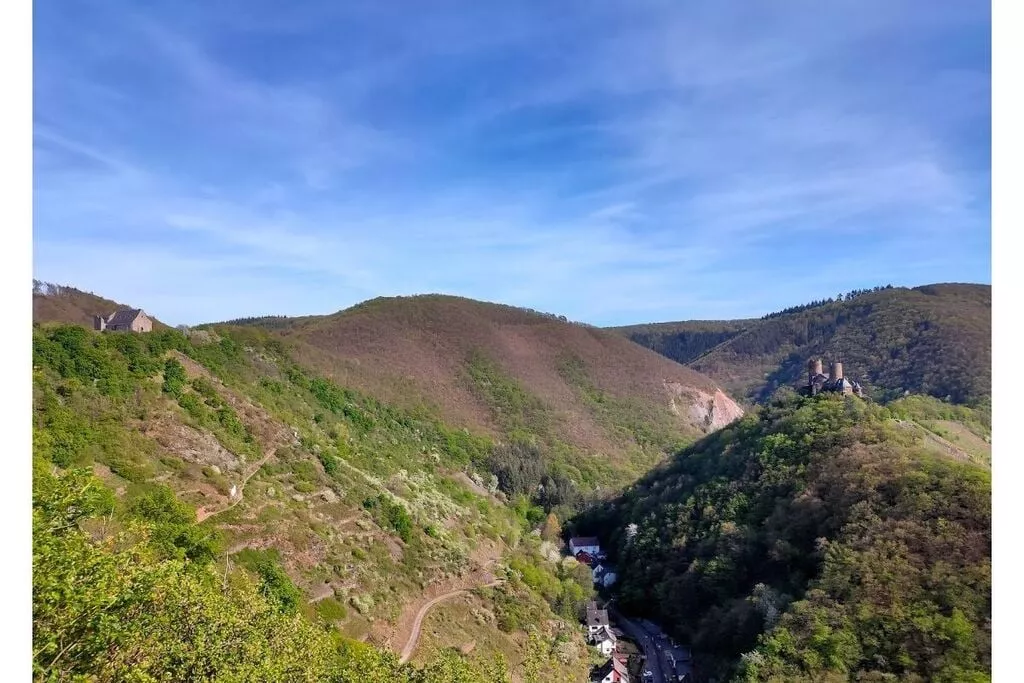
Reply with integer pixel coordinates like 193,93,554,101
32,319,596,681
612,283,991,406
216,295,744,494
31,290,747,681
33,280,168,329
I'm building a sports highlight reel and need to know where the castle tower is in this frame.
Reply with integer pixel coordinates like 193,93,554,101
807,358,823,384
831,361,843,380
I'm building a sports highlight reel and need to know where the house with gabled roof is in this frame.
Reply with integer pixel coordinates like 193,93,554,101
591,624,617,656
569,536,601,556
590,656,629,683
586,601,610,638
94,309,153,333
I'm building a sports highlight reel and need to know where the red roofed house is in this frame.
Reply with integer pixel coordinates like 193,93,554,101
591,656,629,683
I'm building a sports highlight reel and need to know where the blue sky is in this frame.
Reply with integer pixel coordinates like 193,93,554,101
33,0,991,326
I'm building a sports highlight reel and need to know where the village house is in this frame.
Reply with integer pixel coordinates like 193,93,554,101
569,536,601,557
590,656,629,683
591,625,617,656
586,601,610,638
576,551,595,566
94,309,153,333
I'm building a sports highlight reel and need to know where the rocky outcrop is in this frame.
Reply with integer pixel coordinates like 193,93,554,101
664,381,745,432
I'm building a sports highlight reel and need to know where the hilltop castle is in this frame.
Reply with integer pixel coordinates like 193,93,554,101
803,358,865,398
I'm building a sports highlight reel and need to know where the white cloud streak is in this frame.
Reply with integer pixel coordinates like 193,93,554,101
32,0,990,326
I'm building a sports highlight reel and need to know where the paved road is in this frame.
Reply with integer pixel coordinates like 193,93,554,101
609,607,693,683
637,619,692,682
609,606,666,683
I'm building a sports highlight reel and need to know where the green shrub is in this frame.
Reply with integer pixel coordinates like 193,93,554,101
161,359,187,397
177,392,205,420
315,596,347,621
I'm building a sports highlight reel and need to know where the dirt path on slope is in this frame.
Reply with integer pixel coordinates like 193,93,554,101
398,578,503,664
197,447,277,523
166,350,293,524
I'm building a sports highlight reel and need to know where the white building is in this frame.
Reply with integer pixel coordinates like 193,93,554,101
591,625,617,656
569,536,601,556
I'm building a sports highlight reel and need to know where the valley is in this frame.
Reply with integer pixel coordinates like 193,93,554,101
31,282,991,682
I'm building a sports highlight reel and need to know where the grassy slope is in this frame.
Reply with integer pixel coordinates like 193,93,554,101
573,391,991,682
612,283,991,406
32,323,591,681
215,294,744,492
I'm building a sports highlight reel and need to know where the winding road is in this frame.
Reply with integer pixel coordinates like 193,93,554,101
398,580,503,664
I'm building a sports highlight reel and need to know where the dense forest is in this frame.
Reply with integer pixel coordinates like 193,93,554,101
614,321,749,367
615,284,990,406
573,391,990,682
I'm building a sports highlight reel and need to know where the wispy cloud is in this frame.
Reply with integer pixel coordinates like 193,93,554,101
33,0,990,326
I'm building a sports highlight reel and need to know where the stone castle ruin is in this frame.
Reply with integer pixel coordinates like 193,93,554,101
803,358,865,398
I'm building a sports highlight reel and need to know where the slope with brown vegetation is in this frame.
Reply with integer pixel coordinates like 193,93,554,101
613,283,991,406
220,294,743,491
32,320,594,679
33,280,168,329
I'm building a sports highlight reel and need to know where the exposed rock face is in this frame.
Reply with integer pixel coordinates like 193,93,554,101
145,419,244,472
664,381,745,432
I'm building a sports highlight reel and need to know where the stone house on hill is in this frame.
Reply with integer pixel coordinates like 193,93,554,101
94,309,153,333
803,359,865,398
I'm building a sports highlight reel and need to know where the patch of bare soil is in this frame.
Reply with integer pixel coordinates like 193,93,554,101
309,582,336,604
143,418,244,472
170,351,294,449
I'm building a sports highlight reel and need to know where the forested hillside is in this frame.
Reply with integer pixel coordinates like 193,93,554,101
614,284,991,406
574,391,991,682
610,320,751,367
32,322,597,681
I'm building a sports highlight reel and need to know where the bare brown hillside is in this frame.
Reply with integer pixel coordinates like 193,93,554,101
232,295,743,462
